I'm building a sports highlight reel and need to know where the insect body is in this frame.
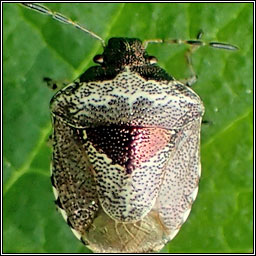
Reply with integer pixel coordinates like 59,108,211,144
22,3,238,253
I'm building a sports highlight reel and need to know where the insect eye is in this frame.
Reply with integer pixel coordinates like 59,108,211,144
93,55,104,64
148,56,158,64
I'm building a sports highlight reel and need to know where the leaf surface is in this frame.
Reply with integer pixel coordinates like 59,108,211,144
3,3,253,253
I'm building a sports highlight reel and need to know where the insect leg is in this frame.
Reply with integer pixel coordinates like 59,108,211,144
43,77,68,91
143,31,238,86
182,30,204,86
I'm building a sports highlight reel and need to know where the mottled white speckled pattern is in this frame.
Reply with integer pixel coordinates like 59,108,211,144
51,67,204,252
20,3,237,253
51,68,203,129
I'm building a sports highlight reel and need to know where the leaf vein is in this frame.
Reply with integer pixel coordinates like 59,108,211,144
3,122,52,196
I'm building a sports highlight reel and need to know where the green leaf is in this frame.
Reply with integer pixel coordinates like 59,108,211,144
3,3,253,253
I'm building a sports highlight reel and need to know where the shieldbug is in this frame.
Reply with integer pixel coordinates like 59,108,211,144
21,3,238,253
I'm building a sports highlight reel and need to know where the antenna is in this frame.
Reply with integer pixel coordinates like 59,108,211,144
143,30,238,51
143,38,238,51
21,3,105,47
143,30,238,87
